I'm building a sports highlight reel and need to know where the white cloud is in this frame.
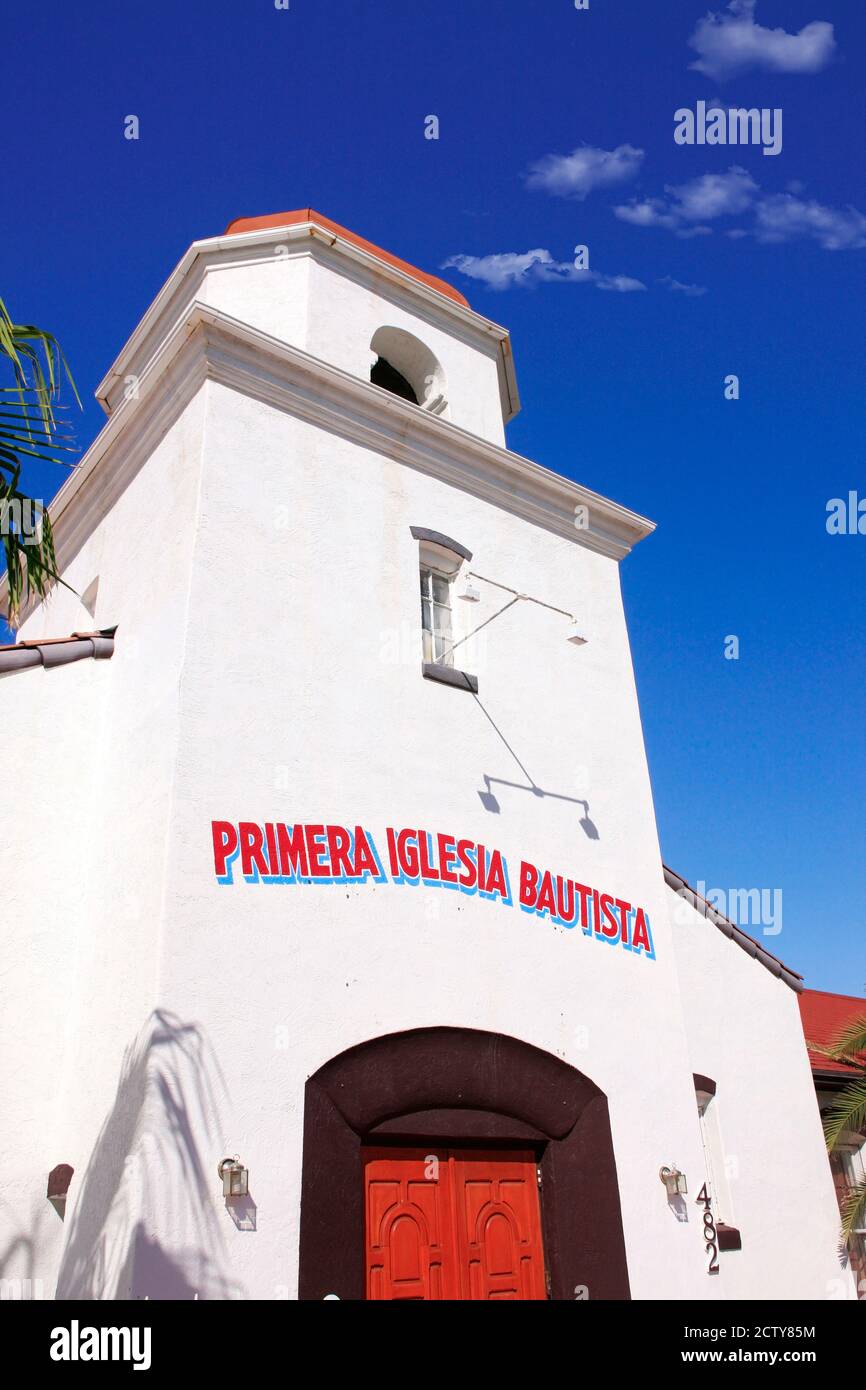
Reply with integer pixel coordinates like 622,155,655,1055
753,195,866,250
441,249,645,293
669,167,758,220
441,249,582,290
614,169,866,252
525,144,644,200
614,167,757,234
658,276,709,297
614,199,680,232
594,274,648,293
688,0,836,82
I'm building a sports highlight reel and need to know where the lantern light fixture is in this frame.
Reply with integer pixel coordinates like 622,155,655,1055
659,1164,687,1198
218,1156,249,1198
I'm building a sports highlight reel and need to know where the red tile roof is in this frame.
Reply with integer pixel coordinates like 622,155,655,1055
223,209,471,309
799,988,866,1076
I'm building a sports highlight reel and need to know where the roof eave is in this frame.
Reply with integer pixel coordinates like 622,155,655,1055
0,627,116,675
664,863,804,993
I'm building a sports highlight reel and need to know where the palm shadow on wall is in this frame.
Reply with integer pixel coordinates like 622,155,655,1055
56,1010,244,1301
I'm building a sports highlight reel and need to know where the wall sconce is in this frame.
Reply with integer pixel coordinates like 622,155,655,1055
659,1165,687,1197
218,1156,249,1198
566,621,587,646
47,1163,74,1219
458,578,481,602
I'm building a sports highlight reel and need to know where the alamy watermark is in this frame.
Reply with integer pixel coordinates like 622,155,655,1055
673,882,782,936
697,881,782,937
826,491,866,535
1,1277,46,1299
0,496,44,544
50,1321,151,1371
675,101,782,157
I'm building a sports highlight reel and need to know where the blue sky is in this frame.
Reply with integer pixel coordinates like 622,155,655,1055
3,0,864,994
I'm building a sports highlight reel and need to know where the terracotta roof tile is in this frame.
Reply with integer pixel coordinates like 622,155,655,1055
799,988,866,1076
4,630,105,652
223,208,471,309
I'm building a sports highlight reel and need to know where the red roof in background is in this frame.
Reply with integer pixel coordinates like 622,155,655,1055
799,988,866,1076
223,209,471,309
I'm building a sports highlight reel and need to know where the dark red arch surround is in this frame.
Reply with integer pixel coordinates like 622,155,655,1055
298,1026,631,1300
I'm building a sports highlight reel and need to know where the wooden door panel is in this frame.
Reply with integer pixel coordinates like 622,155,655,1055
453,1149,547,1301
364,1145,547,1301
364,1147,457,1300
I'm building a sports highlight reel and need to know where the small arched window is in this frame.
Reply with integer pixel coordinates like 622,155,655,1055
409,526,477,692
370,355,418,404
370,327,448,416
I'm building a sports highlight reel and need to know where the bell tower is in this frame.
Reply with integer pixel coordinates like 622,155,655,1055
95,208,520,448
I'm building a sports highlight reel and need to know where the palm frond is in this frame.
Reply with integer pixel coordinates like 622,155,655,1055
840,1178,866,1242
823,1074,866,1151
0,296,80,623
825,1014,866,1064
1,475,56,619
0,297,80,430
809,1039,861,1068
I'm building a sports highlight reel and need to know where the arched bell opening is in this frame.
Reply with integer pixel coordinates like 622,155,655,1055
369,326,448,417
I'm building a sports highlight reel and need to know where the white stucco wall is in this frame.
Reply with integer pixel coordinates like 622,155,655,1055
0,236,844,1303
668,887,856,1299
137,378,707,1302
0,386,207,1298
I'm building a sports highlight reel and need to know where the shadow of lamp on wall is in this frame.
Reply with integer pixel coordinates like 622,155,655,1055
47,1164,74,1219
478,774,600,839
660,1163,689,1223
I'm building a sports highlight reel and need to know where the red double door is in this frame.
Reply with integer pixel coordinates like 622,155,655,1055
364,1146,547,1300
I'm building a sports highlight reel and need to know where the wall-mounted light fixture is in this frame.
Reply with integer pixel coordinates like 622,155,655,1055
659,1164,687,1198
457,578,481,603
218,1156,249,1198
47,1163,74,1219
447,570,589,657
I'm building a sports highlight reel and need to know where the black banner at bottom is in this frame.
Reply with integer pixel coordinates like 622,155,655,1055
7,1296,861,1375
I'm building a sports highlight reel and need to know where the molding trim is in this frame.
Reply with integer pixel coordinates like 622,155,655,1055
410,525,473,562
2,302,655,619
94,216,521,423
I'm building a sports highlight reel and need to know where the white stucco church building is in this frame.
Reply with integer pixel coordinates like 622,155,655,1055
0,209,854,1301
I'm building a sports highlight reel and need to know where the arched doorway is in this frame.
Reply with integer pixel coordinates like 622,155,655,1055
298,1027,630,1300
